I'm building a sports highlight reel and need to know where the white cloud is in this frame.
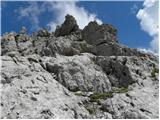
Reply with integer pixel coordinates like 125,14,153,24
46,1,102,31
17,2,45,30
16,1,102,32
130,4,139,14
138,48,158,56
136,0,159,54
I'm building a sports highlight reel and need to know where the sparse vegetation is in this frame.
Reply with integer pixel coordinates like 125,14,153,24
74,92,83,96
151,67,159,79
86,107,95,115
89,92,113,102
114,87,129,93
69,87,80,92
89,87,129,102
143,76,146,80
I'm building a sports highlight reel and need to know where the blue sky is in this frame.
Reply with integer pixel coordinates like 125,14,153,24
1,1,158,53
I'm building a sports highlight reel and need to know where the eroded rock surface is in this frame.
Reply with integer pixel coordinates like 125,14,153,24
1,14,159,119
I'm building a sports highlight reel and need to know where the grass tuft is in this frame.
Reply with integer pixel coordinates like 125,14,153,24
151,67,159,79
74,92,83,96
86,107,94,115
114,87,129,93
89,92,113,102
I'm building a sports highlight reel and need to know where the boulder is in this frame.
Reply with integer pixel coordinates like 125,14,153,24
44,53,111,93
95,56,135,87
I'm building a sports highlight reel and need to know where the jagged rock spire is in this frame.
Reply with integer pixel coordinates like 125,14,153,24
54,14,79,37
82,21,118,45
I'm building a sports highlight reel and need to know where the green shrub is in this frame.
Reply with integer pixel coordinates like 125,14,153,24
151,71,156,78
89,92,113,102
88,87,130,103
151,67,159,78
154,68,159,73
74,92,83,96
86,107,94,115
143,76,146,80
114,87,129,93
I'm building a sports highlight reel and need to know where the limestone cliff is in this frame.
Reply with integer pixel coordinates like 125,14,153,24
1,15,159,119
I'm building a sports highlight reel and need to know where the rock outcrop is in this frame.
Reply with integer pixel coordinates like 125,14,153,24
1,14,159,119
54,14,79,37
36,28,50,37
82,21,118,45
82,21,144,56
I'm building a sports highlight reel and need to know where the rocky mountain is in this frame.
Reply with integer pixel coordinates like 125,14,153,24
1,14,159,119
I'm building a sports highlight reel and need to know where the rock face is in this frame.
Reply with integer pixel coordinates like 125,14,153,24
1,55,90,119
1,14,159,119
82,21,144,56
82,21,118,45
45,53,111,93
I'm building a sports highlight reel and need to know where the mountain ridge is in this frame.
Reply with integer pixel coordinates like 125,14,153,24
1,14,159,119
